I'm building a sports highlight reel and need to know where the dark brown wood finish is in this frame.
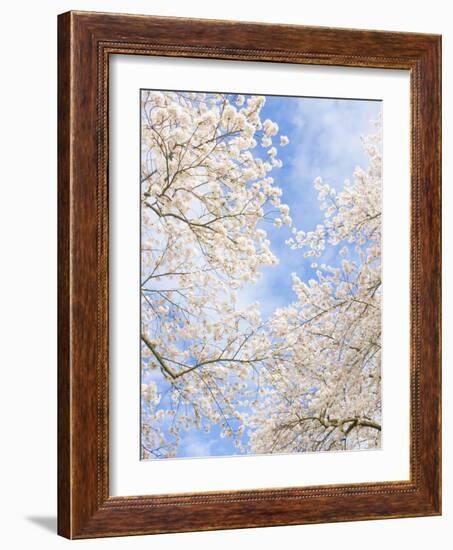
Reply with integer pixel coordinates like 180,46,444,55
58,10,441,539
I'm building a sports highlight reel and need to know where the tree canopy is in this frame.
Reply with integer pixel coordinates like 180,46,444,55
140,90,382,459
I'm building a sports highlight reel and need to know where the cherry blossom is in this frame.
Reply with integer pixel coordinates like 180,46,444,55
246,120,382,453
140,91,289,458
140,89,382,458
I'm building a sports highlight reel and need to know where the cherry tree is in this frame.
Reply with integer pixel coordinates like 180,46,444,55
245,123,382,453
140,90,290,458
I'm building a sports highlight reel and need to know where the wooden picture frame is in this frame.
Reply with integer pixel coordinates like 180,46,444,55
58,10,441,539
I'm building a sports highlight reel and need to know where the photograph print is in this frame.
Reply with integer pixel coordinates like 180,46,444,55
140,89,382,460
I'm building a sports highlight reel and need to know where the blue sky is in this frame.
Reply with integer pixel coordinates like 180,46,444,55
142,92,382,460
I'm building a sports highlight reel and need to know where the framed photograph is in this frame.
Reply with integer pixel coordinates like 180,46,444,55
58,11,441,538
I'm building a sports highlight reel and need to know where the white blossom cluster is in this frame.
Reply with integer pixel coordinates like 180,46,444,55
247,122,382,453
140,91,290,457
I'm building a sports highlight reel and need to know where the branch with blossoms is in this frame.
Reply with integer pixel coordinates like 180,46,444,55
140,90,291,458
244,120,382,454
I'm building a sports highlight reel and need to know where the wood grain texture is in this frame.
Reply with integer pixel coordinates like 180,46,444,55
57,10,442,539
57,11,72,538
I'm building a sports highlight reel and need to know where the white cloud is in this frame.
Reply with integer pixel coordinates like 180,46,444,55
180,436,213,457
